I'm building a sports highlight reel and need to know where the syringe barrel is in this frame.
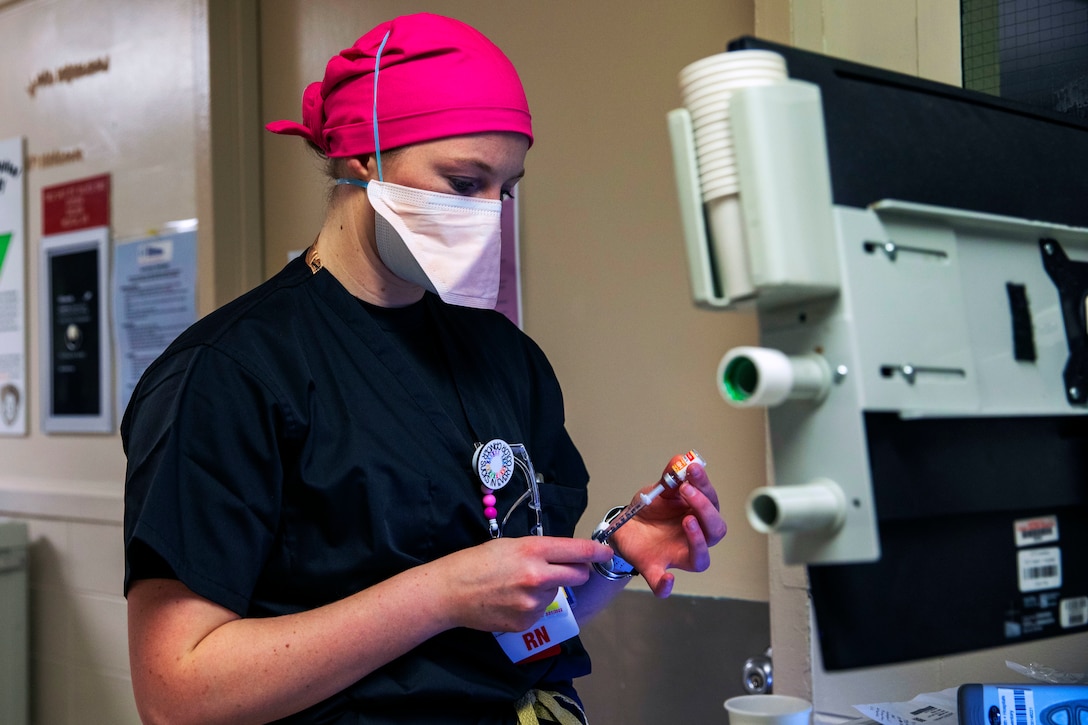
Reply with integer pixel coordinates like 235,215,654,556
593,503,644,542
594,450,708,542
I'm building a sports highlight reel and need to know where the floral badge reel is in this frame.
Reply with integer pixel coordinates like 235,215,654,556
473,438,516,538
472,438,578,663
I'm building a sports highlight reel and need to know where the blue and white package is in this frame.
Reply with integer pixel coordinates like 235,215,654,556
957,683,1088,725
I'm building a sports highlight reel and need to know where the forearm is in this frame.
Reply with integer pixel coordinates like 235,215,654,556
129,535,613,725
129,565,453,725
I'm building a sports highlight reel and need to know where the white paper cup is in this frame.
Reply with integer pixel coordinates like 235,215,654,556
679,50,788,210
697,148,736,167
681,50,786,70
699,154,738,169
691,155,735,174
680,52,787,111
725,695,813,725
698,162,739,182
685,80,784,99
694,140,736,174
700,183,735,200
679,50,786,85
702,182,740,203
691,124,734,149
683,76,785,107
693,130,733,145
704,194,753,298
693,129,732,146
688,59,786,74
687,97,731,114
682,67,787,90
698,161,741,199
690,119,731,139
687,104,731,125
702,181,740,198
694,139,736,162
696,151,738,176
684,67,786,86
703,185,740,200
690,121,731,142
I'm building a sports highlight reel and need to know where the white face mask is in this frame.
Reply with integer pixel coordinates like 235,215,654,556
338,178,503,309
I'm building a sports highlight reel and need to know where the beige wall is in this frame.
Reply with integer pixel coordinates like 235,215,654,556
756,0,962,85
260,0,771,602
0,0,204,493
0,1,206,721
6,1,1079,722
0,2,768,721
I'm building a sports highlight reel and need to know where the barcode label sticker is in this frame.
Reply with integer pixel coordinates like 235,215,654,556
1060,596,1088,628
1013,515,1059,547
997,688,1036,725
1017,547,1061,592
909,705,955,722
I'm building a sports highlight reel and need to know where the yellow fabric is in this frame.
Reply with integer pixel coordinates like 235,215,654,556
515,688,587,725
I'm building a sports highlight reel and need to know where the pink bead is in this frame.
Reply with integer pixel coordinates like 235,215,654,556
482,494,497,507
481,485,492,495
484,507,499,519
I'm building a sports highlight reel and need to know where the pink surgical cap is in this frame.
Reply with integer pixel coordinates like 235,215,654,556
266,13,533,157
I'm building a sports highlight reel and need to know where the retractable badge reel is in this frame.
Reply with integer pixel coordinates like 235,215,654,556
473,438,516,538
473,438,578,663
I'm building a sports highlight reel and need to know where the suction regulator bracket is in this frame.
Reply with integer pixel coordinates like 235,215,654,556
1040,237,1088,406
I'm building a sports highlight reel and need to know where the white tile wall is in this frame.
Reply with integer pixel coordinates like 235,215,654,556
2,489,140,725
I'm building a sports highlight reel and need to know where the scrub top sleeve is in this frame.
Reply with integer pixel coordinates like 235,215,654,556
521,335,590,492
124,345,287,615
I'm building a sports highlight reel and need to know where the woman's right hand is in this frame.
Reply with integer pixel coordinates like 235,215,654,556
437,536,614,633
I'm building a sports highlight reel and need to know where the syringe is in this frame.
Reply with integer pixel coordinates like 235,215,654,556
593,450,706,543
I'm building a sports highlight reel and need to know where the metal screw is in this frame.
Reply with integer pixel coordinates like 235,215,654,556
1044,242,1055,255
1070,386,1081,400
833,365,848,384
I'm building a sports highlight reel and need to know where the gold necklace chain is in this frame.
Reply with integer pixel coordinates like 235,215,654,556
305,244,322,274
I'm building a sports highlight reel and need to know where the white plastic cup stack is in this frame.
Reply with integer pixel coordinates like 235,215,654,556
678,50,787,300
679,50,787,201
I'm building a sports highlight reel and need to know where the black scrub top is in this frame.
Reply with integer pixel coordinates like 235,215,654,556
122,255,592,724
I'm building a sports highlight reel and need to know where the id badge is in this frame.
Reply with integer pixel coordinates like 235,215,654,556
493,587,579,663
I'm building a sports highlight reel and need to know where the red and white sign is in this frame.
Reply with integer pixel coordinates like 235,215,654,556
42,173,110,235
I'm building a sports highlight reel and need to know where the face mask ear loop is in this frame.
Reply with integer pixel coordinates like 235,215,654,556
372,29,392,184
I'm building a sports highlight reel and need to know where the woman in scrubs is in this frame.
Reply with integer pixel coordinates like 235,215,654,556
123,13,726,725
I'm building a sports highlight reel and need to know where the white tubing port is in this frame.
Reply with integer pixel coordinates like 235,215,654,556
717,346,831,407
746,478,846,534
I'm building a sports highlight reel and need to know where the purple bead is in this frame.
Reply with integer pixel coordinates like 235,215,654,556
482,494,497,507
484,506,499,519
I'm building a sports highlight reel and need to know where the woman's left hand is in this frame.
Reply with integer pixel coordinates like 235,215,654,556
608,463,727,598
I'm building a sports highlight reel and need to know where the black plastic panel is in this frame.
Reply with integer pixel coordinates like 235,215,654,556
727,37,1088,228
809,413,1088,670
